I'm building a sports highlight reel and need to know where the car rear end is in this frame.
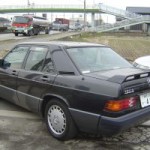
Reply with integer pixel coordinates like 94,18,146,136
65,43,150,136
99,70,150,135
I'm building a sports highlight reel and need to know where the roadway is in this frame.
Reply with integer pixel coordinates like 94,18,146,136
0,30,60,41
0,32,150,150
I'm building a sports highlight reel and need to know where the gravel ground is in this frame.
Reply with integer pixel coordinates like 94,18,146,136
0,115,150,150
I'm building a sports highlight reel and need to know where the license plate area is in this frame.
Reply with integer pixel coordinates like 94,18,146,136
16,28,24,32
140,92,150,108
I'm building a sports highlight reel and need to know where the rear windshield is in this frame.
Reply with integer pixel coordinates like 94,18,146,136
66,46,132,73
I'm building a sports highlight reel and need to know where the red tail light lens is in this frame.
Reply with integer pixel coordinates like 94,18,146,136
104,97,138,112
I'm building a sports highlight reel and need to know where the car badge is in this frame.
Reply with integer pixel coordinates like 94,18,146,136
124,89,134,95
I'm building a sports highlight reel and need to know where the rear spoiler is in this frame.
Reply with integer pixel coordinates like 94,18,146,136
108,71,150,84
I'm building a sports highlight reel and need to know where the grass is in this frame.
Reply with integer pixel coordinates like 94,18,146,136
64,32,150,61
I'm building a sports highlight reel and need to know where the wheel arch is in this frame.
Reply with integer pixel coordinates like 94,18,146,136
40,94,70,118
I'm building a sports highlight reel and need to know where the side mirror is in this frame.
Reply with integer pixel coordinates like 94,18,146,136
0,59,11,68
3,60,11,68
0,59,4,67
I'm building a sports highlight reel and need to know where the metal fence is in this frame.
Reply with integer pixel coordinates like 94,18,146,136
0,4,96,9
90,15,150,32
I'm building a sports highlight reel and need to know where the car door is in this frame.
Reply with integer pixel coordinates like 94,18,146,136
16,45,57,112
0,45,29,104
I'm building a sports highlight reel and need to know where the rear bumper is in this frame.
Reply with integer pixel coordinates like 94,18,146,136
98,106,150,135
70,107,150,136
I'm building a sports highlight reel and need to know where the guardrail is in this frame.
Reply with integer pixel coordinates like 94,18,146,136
0,4,96,9
90,15,150,32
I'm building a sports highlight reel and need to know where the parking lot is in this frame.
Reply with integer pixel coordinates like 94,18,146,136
0,99,66,150
0,97,150,150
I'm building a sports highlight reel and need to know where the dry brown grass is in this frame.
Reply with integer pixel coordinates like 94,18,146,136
0,49,9,58
70,33,150,61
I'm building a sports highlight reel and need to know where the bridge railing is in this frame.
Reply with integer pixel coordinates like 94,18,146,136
99,3,141,19
90,15,150,32
0,4,96,9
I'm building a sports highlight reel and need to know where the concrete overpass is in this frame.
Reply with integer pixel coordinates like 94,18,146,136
0,5,99,14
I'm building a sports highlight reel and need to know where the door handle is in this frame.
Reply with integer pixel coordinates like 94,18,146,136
41,75,49,81
11,70,17,76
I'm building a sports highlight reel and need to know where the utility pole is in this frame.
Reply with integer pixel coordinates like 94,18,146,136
27,0,30,7
27,0,30,14
84,0,86,30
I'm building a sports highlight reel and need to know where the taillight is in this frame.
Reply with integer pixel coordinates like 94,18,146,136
104,97,138,112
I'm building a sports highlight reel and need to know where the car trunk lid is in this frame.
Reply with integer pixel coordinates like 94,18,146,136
84,67,150,95
84,67,150,83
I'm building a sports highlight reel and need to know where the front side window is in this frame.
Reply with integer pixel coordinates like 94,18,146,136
4,46,29,69
67,46,132,73
24,46,48,71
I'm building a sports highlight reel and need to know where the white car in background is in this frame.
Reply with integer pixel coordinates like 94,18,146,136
133,55,150,69
69,24,83,31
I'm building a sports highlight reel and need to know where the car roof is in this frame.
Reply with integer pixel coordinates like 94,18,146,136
134,55,150,67
19,41,105,47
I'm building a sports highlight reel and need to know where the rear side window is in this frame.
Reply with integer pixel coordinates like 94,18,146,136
24,46,48,71
52,49,76,74
4,46,29,69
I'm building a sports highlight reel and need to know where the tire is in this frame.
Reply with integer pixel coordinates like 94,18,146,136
15,33,18,36
45,28,49,34
34,29,39,35
59,28,63,32
23,33,27,36
45,99,77,140
28,30,34,36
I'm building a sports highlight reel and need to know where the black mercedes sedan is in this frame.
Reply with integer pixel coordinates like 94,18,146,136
0,41,150,140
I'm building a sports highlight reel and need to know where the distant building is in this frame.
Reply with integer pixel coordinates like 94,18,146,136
126,7,150,15
116,7,150,32
126,7,150,32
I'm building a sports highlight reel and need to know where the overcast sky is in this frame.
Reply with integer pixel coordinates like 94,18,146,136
0,0,150,23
